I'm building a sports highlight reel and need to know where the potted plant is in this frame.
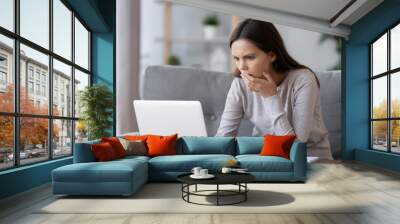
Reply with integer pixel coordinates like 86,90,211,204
167,55,181,66
202,14,219,40
79,84,113,140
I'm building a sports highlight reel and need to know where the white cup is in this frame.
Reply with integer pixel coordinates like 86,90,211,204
221,167,232,174
200,169,208,176
191,167,202,176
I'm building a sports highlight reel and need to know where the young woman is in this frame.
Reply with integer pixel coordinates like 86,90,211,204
216,19,333,160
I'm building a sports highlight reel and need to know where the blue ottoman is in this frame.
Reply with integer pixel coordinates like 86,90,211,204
52,157,148,196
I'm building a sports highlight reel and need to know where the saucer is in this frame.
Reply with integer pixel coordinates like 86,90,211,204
190,174,215,179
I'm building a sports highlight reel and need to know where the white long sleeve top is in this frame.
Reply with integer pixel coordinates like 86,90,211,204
216,69,333,160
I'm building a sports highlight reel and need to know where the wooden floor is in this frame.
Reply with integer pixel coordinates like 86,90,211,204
1,161,400,224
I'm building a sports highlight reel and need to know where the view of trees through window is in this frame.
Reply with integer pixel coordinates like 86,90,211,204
371,23,400,153
0,0,90,170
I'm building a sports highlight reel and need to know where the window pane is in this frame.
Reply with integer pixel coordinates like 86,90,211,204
0,0,14,31
20,0,49,49
20,44,49,115
391,120,400,153
372,76,387,119
74,18,89,70
75,120,88,143
74,69,89,118
391,72,400,118
53,59,72,117
372,121,387,151
53,119,72,158
0,116,13,170
391,122,399,152
372,33,387,76
0,34,14,112
20,117,49,165
392,24,400,70
53,0,72,60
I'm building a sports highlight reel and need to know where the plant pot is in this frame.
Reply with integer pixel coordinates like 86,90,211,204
203,25,217,40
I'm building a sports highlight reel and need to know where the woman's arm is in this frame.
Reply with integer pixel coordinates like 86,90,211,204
215,79,244,137
262,73,318,142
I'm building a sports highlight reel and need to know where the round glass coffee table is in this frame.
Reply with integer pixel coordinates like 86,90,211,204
177,172,255,206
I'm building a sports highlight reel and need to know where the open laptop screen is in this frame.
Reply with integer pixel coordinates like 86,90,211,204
133,100,208,137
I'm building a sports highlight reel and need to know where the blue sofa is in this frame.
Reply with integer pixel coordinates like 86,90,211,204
52,137,306,196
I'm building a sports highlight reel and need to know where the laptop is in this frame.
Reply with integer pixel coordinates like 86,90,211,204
133,100,208,137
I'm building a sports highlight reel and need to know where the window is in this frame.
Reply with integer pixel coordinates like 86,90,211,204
42,85,46,97
53,59,72,117
53,0,72,60
371,23,400,154
35,70,41,81
20,0,49,49
28,81,34,94
0,0,91,170
35,83,40,95
0,54,7,88
29,67,34,80
0,34,13,113
0,55,7,67
0,0,14,32
0,71,6,85
74,18,89,70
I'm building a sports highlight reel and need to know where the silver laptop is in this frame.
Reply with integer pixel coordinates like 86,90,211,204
133,100,208,137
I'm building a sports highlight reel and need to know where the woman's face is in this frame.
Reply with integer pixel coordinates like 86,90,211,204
231,39,276,78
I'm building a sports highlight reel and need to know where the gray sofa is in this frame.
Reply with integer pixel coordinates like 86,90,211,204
141,65,341,158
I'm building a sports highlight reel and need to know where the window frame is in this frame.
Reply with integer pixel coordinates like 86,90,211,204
0,0,92,171
370,20,400,154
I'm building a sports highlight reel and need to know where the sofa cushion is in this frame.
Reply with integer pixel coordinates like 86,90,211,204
236,155,293,172
260,135,296,159
101,137,127,158
91,142,118,161
118,138,147,156
147,134,178,157
179,137,235,155
73,140,100,163
52,159,147,183
236,137,263,155
148,154,235,172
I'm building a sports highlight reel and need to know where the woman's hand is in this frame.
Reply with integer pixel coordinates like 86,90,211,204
241,72,277,97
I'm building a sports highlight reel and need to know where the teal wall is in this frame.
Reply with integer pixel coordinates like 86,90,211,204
0,0,115,200
343,0,400,171
0,158,72,199
92,32,115,135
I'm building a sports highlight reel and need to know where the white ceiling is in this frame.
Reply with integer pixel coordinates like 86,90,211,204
171,0,384,38
225,0,352,23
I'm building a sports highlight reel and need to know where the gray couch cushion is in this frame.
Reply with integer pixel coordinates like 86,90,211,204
142,65,341,157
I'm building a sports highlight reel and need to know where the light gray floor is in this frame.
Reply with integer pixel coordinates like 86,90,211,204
1,161,400,224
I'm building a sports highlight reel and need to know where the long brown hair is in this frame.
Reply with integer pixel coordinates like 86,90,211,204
229,19,319,86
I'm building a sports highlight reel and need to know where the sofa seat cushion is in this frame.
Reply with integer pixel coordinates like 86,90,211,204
149,154,235,172
179,137,235,155
236,155,293,172
116,155,150,163
52,159,147,183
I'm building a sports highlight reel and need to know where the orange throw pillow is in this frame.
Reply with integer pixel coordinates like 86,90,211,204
101,137,127,158
124,135,148,142
260,135,296,159
146,134,178,157
91,142,117,161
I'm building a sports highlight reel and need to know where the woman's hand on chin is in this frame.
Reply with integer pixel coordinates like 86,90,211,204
241,72,277,97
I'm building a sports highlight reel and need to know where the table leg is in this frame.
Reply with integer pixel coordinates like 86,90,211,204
245,183,247,201
217,184,219,206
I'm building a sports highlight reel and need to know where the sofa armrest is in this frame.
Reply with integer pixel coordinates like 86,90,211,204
289,141,307,181
73,140,100,163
